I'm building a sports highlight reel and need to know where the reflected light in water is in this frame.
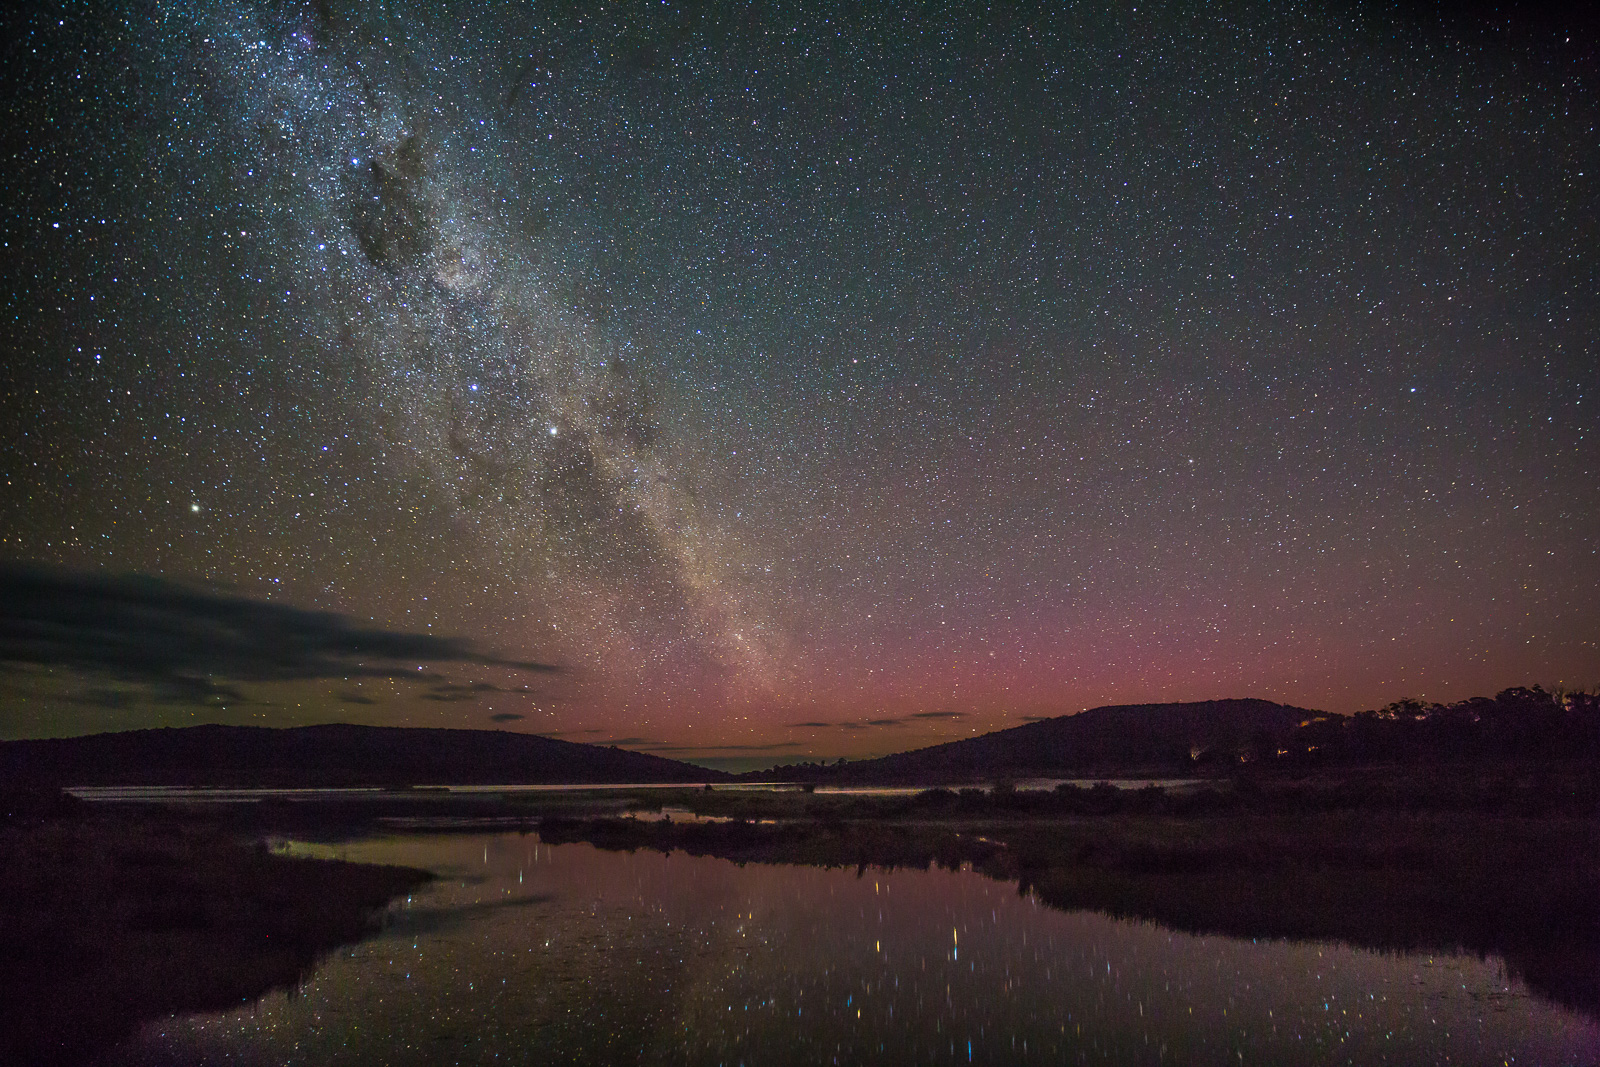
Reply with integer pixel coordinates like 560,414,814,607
107,833,1598,1065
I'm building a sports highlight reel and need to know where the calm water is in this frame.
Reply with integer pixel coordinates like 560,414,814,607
106,833,1598,1066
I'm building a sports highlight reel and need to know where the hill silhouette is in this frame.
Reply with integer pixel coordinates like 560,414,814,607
0,724,724,787
763,699,1324,782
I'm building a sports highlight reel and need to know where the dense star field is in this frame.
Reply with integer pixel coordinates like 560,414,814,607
1,1,1595,763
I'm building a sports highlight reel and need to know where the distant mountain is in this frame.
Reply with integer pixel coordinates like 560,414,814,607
0,724,725,787
775,699,1326,782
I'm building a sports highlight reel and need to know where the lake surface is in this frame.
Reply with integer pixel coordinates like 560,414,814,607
105,832,1598,1066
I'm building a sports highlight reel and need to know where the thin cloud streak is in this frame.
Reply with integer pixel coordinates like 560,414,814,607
788,711,968,730
0,562,559,706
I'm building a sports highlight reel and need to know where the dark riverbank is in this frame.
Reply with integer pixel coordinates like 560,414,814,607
0,792,430,1065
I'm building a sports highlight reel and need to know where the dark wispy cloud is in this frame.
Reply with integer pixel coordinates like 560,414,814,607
488,712,524,722
0,562,557,703
425,681,542,703
70,687,139,709
644,741,803,753
788,711,967,730
422,681,506,703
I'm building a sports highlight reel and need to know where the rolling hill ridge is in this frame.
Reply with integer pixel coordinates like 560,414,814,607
768,699,1325,782
0,723,725,787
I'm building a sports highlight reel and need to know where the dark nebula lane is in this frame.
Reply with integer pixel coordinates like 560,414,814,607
1,1,1595,759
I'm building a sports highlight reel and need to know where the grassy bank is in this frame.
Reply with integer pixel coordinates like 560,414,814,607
0,792,430,1064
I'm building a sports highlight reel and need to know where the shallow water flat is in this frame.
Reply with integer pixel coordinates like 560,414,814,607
107,832,1598,1066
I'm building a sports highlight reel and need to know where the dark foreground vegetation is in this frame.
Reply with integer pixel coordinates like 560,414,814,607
542,771,1600,1019
0,790,430,1065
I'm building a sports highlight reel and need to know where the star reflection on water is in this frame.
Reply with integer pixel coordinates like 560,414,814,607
105,832,1598,1066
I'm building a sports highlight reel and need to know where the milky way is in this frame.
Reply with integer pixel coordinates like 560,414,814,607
2,1,1596,762
200,1,783,698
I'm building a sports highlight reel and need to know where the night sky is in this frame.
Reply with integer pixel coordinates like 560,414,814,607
2,1,1595,766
